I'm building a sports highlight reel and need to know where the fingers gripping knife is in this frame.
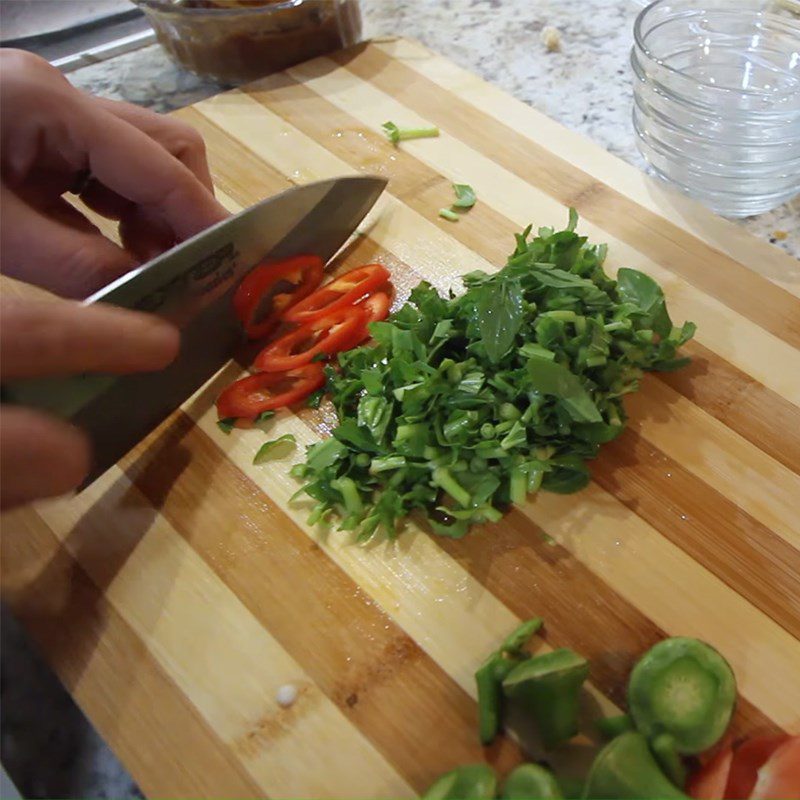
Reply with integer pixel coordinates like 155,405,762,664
1,176,386,487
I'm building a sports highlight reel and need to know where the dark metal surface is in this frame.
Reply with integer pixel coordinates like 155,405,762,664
2,176,386,486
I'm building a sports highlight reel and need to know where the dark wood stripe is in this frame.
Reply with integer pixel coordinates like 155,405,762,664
661,340,800,475
437,510,782,738
120,405,523,792
330,45,800,352
1,510,263,800
592,410,800,639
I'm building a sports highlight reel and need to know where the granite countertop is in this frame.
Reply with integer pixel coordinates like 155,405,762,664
1,2,797,798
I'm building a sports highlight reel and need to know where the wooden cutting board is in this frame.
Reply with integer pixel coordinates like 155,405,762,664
2,38,799,799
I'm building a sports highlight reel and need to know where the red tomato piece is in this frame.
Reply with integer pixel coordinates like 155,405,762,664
234,254,323,339
688,743,734,800
281,263,391,324
255,305,366,372
216,363,325,419
726,736,789,799
750,736,800,800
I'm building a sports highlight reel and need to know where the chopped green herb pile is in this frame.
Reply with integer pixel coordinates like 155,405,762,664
291,210,695,541
381,120,440,145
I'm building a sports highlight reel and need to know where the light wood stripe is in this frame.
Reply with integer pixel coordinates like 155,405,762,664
372,38,800,297
119,412,524,790
32,468,413,799
184,104,800,720
663,341,800,475
337,44,800,315
592,427,800,638
630,379,800,552
1,511,263,800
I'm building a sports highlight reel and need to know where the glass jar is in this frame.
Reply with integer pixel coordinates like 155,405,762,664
134,0,362,84
631,0,800,217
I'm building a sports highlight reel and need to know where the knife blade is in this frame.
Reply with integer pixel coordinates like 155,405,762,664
2,175,387,487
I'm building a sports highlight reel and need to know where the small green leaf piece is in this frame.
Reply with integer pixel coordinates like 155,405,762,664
253,434,297,465
452,183,477,209
217,417,237,434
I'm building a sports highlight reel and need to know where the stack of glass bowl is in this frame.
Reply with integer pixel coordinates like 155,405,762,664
631,0,800,217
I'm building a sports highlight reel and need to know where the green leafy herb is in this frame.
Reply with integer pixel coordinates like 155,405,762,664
439,207,460,222
477,277,524,363
381,121,440,145
217,417,237,434
452,183,477,209
306,389,325,409
253,434,296,465
292,209,694,541
256,410,275,423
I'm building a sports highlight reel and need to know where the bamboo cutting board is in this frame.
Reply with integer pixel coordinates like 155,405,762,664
2,38,800,799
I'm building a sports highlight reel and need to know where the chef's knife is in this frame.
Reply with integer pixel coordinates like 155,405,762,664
2,175,387,487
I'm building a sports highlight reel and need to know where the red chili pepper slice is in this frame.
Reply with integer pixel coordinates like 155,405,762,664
281,263,390,324
351,290,392,345
255,305,367,372
234,254,323,339
216,363,325,419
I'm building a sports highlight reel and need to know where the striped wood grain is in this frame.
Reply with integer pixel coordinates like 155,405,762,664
2,39,798,799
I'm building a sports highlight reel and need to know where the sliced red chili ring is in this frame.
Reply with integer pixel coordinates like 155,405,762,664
352,290,392,344
234,254,324,340
216,363,325,419
281,263,390,324
255,305,367,372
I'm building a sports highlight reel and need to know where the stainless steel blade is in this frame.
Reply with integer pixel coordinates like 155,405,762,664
2,175,386,486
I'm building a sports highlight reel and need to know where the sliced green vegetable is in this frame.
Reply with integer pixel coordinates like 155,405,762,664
596,713,635,740
627,637,736,754
253,434,296,464
255,410,275,423
217,417,237,434
452,183,477,209
422,764,497,800
650,732,687,788
292,210,694,542
502,648,589,748
475,618,543,744
382,120,440,145
583,731,688,799
501,763,563,799
439,207,460,222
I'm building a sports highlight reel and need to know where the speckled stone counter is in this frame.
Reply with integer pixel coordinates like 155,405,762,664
1,1,797,798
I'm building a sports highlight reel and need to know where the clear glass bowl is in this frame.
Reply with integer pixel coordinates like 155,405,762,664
134,0,362,84
631,0,800,217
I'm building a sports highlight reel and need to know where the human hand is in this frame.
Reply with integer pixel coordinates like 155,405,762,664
0,293,180,510
0,49,228,299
